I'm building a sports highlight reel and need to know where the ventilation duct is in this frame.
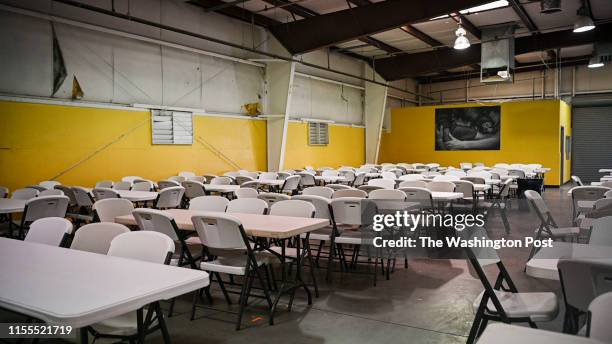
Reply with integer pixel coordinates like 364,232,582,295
480,24,516,84
540,0,561,14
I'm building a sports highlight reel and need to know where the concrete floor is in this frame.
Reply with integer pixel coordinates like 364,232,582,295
0,185,575,344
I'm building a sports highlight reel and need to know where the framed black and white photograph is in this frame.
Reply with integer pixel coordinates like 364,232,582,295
435,106,501,151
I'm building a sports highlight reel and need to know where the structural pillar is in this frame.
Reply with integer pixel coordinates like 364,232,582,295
364,65,388,164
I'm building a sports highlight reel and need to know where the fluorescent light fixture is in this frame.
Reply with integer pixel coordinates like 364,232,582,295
588,56,604,68
454,27,470,50
429,1,508,20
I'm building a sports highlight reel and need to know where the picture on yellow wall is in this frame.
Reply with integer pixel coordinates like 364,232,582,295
435,106,501,151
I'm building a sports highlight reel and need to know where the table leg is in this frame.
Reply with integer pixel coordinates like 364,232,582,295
154,302,172,344
79,327,88,344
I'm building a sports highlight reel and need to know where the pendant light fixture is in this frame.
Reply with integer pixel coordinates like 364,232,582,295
454,21,470,50
574,0,596,33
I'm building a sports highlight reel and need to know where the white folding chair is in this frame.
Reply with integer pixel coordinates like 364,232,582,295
121,176,143,184
398,180,427,188
399,187,435,212
24,217,73,247
588,216,612,246
168,175,186,183
234,187,259,199
39,189,64,197
433,175,460,181
95,181,114,188
71,186,95,224
88,231,174,342
279,175,300,195
332,189,367,199
157,179,180,190
190,213,271,330
70,222,130,254
93,198,134,222
39,181,61,190
154,186,185,209
293,194,334,266
92,188,120,201
367,179,395,189
259,172,278,180
11,188,38,200
112,181,132,191
131,181,153,191
380,172,396,180
571,186,610,224
226,198,268,214
398,174,424,181
587,292,612,342
426,181,455,192
182,180,206,200
298,172,316,188
189,195,229,212
210,176,232,185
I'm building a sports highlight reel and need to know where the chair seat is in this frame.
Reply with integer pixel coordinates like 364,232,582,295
335,230,371,245
91,310,157,336
534,226,580,237
185,236,202,245
200,254,267,276
473,290,558,321
300,227,333,241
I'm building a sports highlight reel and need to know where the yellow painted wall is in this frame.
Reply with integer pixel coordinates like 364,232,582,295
283,122,365,169
379,100,568,186
0,101,267,191
559,101,572,184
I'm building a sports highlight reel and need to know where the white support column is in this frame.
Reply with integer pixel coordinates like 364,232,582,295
264,61,295,171
364,65,388,164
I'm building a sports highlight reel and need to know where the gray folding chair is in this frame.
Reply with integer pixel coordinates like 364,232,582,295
587,292,612,342
17,196,70,239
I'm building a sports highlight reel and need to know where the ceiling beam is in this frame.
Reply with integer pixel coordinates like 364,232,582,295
189,0,278,26
375,23,612,81
203,0,250,12
268,0,490,54
508,0,538,32
418,55,592,83
263,0,401,54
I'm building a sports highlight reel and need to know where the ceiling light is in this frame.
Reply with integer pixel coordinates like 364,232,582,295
588,56,604,68
574,0,596,32
454,26,470,50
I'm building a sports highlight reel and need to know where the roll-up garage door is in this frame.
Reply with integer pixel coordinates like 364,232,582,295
572,106,612,183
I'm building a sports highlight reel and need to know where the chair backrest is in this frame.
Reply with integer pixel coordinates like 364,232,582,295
234,187,259,199
108,231,175,264
281,175,301,193
112,181,132,190
570,175,584,186
24,217,73,246
121,176,143,183
298,172,316,187
39,181,61,190
605,190,612,198
189,195,229,211
155,186,185,209
601,181,612,189
71,223,131,254
202,174,218,184
257,192,291,206
588,292,612,342
277,172,291,180
95,180,114,188
26,185,47,192
182,180,206,199
133,208,180,241
445,169,467,177
572,187,611,205
433,175,459,181
240,171,259,179
187,176,206,183
459,162,473,170
292,195,331,220
589,216,612,246
330,197,376,226
398,174,424,181
381,172,396,180
39,189,64,197
453,180,475,198
398,180,428,188
269,200,315,218
131,181,153,191
302,186,334,199
399,187,434,209
339,170,356,182
422,171,440,177
71,187,93,207
524,190,550,220
259,172,278,180
54,185,77,205
235,175,255,185
12,188,39,200
23,196,70,223
93,198,134,222
0,186,8,198
558,259,612,314
352,172,367,186
210,176,232,185
321,170,339,177
191,213,247,250
326,184,351,191
179,171,196,178
226,198,268,214
508,169,525,178
461,176,486,185
158,180,181,190
367,179,395,189
168,175,186,183
92,188,120,201
426,181,455,192
240,181,260,190
332,189,367,199
368,189,406,200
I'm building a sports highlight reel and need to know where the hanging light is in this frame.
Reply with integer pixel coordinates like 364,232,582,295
454,26,470,50
588,56,604,68
574,0,596,33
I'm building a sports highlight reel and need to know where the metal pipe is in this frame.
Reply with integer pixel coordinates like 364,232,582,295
52,0,433,99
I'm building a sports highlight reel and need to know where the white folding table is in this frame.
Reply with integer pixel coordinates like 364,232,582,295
0,198,26,214
477,323,606,344
0,238,209,343
84,188,158,202
314,176,347,183
203,184,240,193
526,241,612,280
